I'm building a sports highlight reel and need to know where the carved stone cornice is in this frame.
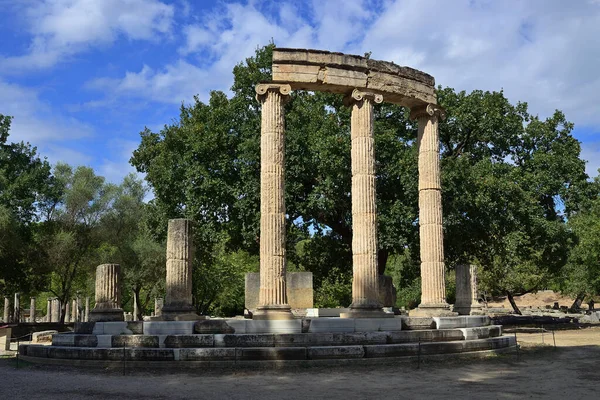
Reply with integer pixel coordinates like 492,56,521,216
255,83,292,103
409,103,446,121
343,88,384,107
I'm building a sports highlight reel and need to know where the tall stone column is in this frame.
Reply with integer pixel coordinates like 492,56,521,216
65,301,70,323
84,297,90,322
341,89,388,318
133,292,139,321
13,293,20,323
46,298,52,322
410,104,453,316
89,264,124,322
51,298,60,323
455,264,484,315
76,296,82,322
161,219,200,320
3,296,9,323
254,83,293,320
30,297,36,323
71,299,77,322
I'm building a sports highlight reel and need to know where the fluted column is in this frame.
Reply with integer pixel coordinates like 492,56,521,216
455,264,484,315
340,89,388,318
46,298,51,322
71,299,77,322
161,219,200,320
89,264,124,322
30,297,36,323
65,301,70,323
84,297,90,322
13,293,20,323
410,104,453,316
51,298,60,323
254,83,293,320
3,296,9,323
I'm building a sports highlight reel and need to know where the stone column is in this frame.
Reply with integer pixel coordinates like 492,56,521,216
84,297,90,322
154,298,163,317
410,104,453,316
254,83,293,320
76,297,82,322
64,301,70,323
46,298,52,322
341,89,388,318
3,296,9,323
51,298,60,323
161,219,200,320
13,293,20,323
455,264,484,315
89,264,124,322
30,297,36,323
133,292,139,321
71,299,77,322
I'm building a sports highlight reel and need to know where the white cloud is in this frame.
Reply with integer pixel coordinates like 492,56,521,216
97,138,140,184
0,0,174,71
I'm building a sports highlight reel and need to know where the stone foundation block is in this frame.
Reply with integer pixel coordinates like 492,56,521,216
112,335,159,348
143,321,195,335
163,335,214,348
307,345,365,359
433,316,491,329
235,347,307,361
179,348,236,361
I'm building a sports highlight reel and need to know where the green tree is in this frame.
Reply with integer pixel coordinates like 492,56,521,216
0,114,57,295
36,163,115,323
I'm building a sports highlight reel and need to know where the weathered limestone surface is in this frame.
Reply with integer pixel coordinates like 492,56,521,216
161,219,200,321
3,296,9,323
245,272,313,312
154,298,163,317
410,104,454,317
30,297,36,323
85,297,90,322
89,264,124,322
46,298,51,322
65,302,70,323
51,298,60,323
379,275,397,307
254,83,293,320
341,89,388,319
455,264,484,315
71,299,77,322
13,292,20,323
272,48,436,108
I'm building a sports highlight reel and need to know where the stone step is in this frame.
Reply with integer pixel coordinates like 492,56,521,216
51,326,502,348
21,335,515,362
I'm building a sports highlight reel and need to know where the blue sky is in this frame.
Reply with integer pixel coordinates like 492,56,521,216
0,0,599,185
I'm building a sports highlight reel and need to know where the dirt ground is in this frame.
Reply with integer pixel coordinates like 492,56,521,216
1,327,599,400
486,289,596,310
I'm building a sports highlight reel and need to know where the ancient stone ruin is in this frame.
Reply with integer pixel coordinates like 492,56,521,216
17,49,517,367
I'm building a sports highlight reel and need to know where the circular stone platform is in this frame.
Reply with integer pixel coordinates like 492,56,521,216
18,316,516,367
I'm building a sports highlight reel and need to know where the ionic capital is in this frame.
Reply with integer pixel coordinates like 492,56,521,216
255,83,292,103
410,103,446,121
343,89,384,107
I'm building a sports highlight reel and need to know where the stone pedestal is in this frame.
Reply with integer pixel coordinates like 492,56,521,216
341,89,389,319
13,293,20,323
160,219,201,321
454,264,484,315
409,104,454,317
254,83,294,320
3,296,9,323
89,264,124,322
30,297,36,323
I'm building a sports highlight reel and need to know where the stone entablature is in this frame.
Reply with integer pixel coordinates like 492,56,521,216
272,48,436,108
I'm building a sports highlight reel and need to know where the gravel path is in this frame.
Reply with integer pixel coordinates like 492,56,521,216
1,329,598,400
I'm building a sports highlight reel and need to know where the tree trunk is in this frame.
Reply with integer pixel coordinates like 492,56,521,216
377,249,389,275
506,291,522,315
570,294,585,311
